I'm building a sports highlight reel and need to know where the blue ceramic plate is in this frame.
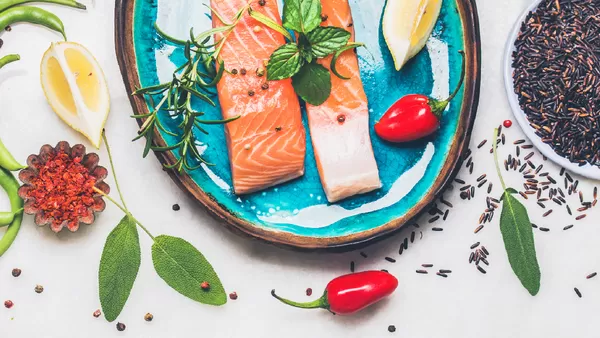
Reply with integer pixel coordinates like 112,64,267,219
115,0,481,250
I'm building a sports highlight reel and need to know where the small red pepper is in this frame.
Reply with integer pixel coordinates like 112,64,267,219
271,270,398,315
375,51,466,143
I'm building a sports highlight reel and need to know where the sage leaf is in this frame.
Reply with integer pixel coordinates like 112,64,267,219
306,27,351,58
500,189,541,296
99,216,141,322
292,62,331,106
152,235,227,305
283,0,322,34
267,43,303,81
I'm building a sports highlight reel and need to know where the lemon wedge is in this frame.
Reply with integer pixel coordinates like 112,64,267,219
41,42,110,148
383,0,443,71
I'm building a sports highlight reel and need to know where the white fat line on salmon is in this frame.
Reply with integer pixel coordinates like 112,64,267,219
257,142,435,228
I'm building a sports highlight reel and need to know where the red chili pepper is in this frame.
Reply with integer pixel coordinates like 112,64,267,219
375,51,466,143
271,270,398,315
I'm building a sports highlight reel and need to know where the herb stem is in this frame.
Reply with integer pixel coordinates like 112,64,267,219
126,213,155,241
492,128,507,190
93,186,156,241
102,131,128,210
94,187,127,214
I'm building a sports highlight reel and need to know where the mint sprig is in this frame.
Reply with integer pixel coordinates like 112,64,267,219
250,0,361,106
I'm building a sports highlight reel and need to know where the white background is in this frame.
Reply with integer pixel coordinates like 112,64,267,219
1,0,599,337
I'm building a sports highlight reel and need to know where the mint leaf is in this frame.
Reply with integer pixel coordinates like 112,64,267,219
292,62,331,106
267,43,303,81
500,190,541,296
152,235,227,306
306,27,351,58
283,0,322,34
99,216,141,322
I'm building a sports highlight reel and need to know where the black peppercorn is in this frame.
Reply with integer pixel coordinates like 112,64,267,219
11,268,21,277
337,114,346,123
172,203,180,211
240,68,247,75
258,0,266,5
261,83,269,90
231,69,238,75
321,14,328,22
388,325,396,333
248,90,255,97
116,322,126,332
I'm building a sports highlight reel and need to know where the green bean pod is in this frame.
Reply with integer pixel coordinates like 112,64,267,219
0,138,25,171
0,6,66,40
0,209,20,227
0,54,19,69
0,167,23,257
0,0,86,13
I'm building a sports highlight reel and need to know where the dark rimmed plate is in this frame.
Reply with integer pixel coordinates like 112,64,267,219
114,0,481,250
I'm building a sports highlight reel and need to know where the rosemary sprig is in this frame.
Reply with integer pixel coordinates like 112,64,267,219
132,4,250,171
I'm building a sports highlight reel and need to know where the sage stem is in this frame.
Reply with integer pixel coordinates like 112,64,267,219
492,128,507,191
94,187,156,241
102,131,128,210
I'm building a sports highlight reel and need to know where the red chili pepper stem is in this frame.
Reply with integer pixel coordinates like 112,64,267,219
429,50,466,118
271,289,331,311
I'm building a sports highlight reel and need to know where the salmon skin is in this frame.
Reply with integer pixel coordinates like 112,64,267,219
305,0,381,202
211,0,306,195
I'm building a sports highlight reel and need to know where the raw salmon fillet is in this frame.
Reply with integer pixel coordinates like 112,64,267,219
211,0,306,195
305,0,381,202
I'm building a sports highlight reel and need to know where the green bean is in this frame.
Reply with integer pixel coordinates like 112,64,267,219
0,0,86,13
0,208,21,227
0,167,23,256
0,138,25,171
0,54,19,69
0,6,66,40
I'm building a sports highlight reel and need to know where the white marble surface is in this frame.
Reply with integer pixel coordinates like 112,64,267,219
1,0,600,337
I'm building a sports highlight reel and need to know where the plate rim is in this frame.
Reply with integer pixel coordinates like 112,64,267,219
114,0,482,251
503,0,600,180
